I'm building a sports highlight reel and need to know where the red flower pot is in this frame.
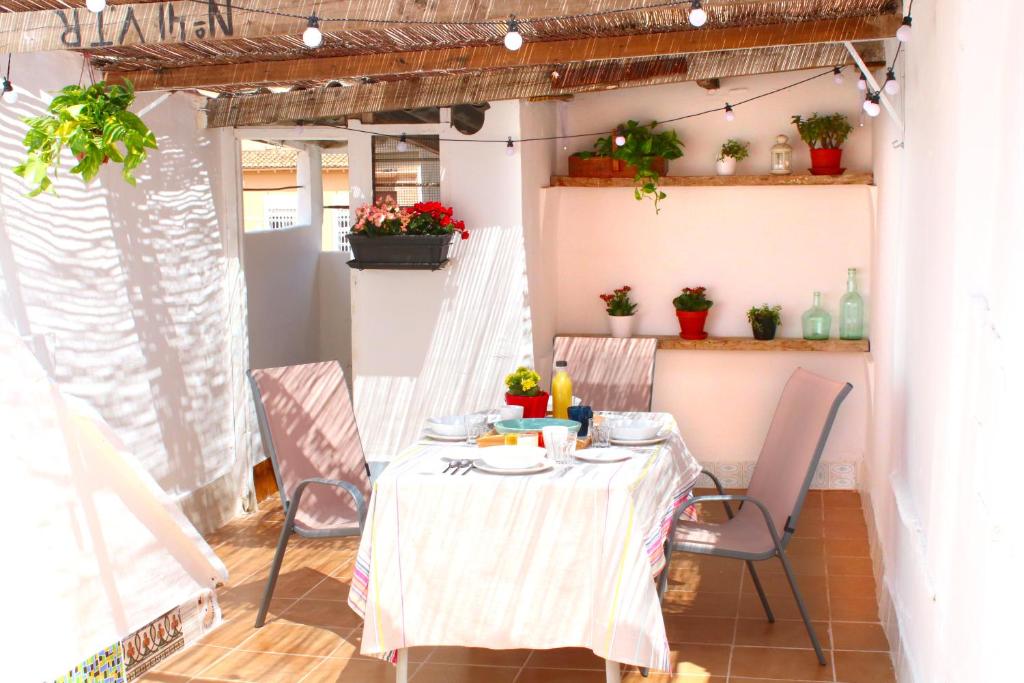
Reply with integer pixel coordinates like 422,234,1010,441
506,391,549,419
676,310,710,340
809,148,843,175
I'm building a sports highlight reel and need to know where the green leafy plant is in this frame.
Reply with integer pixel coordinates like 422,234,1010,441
718,139,750,161
600,285,638,317
573,120,684,213
747,304,782,325
673,286,713,312
505,366,542,397
790,113,853,149
13,81,157,196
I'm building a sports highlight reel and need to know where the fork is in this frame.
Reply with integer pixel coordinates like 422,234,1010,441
450,458,471,475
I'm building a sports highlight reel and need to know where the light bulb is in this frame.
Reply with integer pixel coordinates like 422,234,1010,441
505,137,516,156
504,18,523,51
551,70,560,80
863,96,881,117
896,16,912,42
2,86,17,105
614,132,627,146
833,67,844,85
857,73,867,91
724,104,735,121
396,133,409,153
688,1,707,27
884,69,900,95
86,0,107,13
303,16,323,48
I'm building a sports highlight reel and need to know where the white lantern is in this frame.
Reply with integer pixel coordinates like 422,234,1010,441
771,134,793,175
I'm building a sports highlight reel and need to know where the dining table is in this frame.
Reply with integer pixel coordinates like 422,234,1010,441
347,411,702,683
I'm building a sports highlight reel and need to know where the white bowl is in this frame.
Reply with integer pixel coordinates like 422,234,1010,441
426,415,467,437
610,419,662,441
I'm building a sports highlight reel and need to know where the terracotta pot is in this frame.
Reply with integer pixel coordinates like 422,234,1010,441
676,310,710,340
506,391,549,419
568,155,668,179
607,314,635,338
809,148,843,175
715,157,737,176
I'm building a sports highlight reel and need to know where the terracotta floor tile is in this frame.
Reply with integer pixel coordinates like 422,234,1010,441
662,643,731,677
663,615,736,644
281,598,364,629
196,601,294,647
740,572,827,597
137,673,192,682
516,669,607,682
826,556,874,577
829,594,881,621
738,589,829,621
300,656,417,683
426,646,531,667
301,575,352,602
147,645,231,676
822,520,868,540
784,538,826,557
236,621,346,656
668,558,743,593
623,674,725,683
751,554,828,577
199,650,323,682
834,650,896,683
828,574,876,599
733,618,830,649
525,648,606,670
662,590,740,618
831,622,890,652
824,538,871,558
822,491,862,508
729,646,833,681
794,516,824,538
823,507,867,524
410,663,519,682
329,627,432,662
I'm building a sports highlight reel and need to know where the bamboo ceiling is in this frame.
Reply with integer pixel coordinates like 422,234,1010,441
0,0,902,126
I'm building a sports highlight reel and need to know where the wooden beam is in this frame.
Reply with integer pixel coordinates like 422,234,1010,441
107,13,901,91
204,42,885,128
0,0,689,54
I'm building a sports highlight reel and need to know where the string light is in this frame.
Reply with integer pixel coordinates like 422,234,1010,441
724,103,735,121
396,133,409,152
505,137,516,156
302,15,323,48
551,70,560,80
896,15,912,42
504,17,524,51
863,93,881,117
883,68,900,95
1,55,13,105
857,72,867,91
86,0,107,12
833,66,844,85
688,1,707,27
613,128,627,146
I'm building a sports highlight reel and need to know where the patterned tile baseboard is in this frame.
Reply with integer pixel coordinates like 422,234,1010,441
700,460,858,489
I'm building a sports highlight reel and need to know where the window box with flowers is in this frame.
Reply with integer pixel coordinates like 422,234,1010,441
346,199,469,270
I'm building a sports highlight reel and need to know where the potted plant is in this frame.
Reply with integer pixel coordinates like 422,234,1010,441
599,285,638,338
13,80,157,196
790,113,853,176
347,199,468,269
716,139,749,176
504,366,547,418
747,304,782,340
569,120,684,213
673,287,713,340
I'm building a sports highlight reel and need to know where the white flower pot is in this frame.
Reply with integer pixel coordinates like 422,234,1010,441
608,314,635,338
715,157,737,176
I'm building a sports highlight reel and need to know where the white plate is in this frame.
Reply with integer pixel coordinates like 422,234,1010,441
423,431,468,442
473,458,554,475
574,447,634,463
609,432,671,446
480,445,547,470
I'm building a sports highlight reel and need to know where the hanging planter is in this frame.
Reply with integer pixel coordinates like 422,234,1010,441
346,199,468,270
13,81,157,196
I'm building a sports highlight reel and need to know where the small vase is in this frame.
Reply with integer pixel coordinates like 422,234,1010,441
802,291,831,340
506,391,549,419
607,314,635,338
715,157,737,176
751,318,777,340
676,310,709,340
839,268,865,340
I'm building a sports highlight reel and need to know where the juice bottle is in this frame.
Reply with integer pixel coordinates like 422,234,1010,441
551,360,573,420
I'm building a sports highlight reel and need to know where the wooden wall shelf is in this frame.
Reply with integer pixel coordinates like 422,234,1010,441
550,172,874,188
560,334,869,353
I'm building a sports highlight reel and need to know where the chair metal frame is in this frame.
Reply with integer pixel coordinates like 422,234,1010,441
248,367,369,628
646,381,852,673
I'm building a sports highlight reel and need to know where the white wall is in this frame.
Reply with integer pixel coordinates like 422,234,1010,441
0,51,253,533
557,69,873,177
318,251,354,382
866,0,1024,680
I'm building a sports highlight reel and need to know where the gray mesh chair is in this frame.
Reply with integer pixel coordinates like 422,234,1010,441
656,368,852,668
248,361,371,627
552,336,658,411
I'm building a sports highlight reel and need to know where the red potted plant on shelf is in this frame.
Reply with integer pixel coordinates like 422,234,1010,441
673,287,714,340
791,113,853,176
504,366,548,419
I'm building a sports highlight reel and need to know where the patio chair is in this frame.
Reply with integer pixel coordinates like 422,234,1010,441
552,336,658,412
248,361,370,627
655,368,852,668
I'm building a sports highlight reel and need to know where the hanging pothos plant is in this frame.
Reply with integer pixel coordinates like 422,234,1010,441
13,80,157,196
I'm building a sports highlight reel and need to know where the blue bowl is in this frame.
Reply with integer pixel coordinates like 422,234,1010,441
494,418,582,435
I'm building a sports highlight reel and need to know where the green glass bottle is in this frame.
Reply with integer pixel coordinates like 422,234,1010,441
839,268,865,340
802,291,831,340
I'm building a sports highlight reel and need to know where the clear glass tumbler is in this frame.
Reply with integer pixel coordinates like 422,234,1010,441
590,419,611,448
464,413,488,445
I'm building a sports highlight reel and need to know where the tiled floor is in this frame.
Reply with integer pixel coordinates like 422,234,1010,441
142,490,894,683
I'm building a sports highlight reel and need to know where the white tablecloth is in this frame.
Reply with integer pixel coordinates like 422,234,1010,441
348,412,702,671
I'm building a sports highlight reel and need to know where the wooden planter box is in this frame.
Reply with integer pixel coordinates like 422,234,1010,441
568,155,668,178
347,233,453,270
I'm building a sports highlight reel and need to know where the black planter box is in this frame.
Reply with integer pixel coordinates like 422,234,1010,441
347,233,454,270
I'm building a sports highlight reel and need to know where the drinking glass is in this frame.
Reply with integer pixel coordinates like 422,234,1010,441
464,413,488,445
590,418,611,448
542,426,574,465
